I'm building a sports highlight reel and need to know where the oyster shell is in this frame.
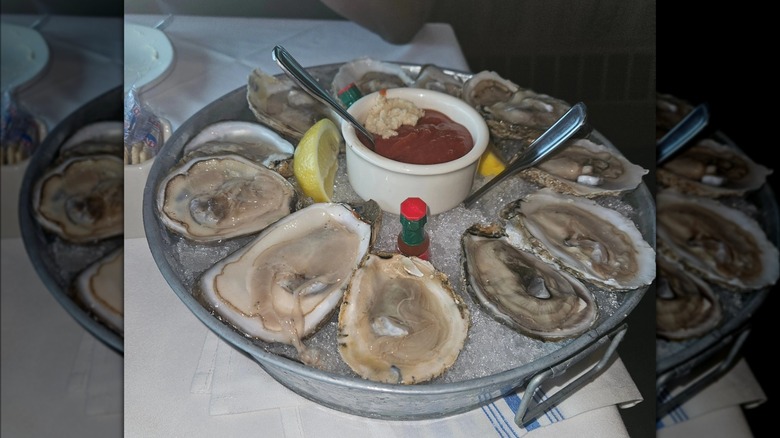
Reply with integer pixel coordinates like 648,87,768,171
74,247,123,334
157,154,296,242
461,70,519,108
502,188,656,291
32,154,123,243
411,64,464,98
657,189,780,291
199,202,379,365
658,138,772,197
181,120,295,177
247,68,338,140
520,138,649,197
462,223,597,341
330,57,415,100
656,252,722,341
59,121,124,159
337,252,470,384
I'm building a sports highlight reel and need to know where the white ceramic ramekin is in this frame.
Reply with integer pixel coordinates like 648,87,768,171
342,88,489,215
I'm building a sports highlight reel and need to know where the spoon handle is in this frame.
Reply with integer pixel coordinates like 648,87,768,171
463,102,588,208
656,103,709,164
272,46,375,146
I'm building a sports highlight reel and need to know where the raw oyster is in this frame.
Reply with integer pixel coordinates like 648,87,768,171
520,138,649,197
74,247,123,334
502,188,656,291
247,68,338,140
411,64,464,98
199,201,380,365
461,70,519,108
462,223,597,341
33,154,123,243
656,252,721,341
462,70,571,156
657,189,780,291
59,121,123,159
181,120,295,177
658,138,772,197
330,57,415,101
157,154,296,242
337,252,469,384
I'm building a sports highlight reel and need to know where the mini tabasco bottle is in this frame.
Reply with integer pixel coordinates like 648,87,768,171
397,197,431,261
337,82,363,108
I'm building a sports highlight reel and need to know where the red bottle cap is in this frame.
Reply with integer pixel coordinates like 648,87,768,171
400,197,427,221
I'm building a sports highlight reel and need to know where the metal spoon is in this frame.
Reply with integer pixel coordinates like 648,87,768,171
462,102,589,208
272,45,376,148
656,103,709,164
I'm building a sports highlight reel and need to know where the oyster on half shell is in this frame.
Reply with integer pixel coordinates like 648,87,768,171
521,138,649,197
157,154,297,242
657,189,780,291
181,120,295,177
502,189,656,291
338,253,470,384
462,223,598,341
658,138,772,197
656,252,722,341
247,68,338,141
199,201,380,366
33,154,123,243
74,247,123,334
330,57,415,101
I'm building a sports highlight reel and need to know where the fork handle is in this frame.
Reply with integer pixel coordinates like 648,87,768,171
463,102,588,207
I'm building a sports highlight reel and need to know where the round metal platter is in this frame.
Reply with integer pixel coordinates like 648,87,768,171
18,86,124,355
656,130,778,376
143,62,655,420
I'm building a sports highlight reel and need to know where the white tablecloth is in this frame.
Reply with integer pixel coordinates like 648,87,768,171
123,15,642,437
1,15,123,438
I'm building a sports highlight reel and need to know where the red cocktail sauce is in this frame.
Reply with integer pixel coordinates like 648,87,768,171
361,110,473,165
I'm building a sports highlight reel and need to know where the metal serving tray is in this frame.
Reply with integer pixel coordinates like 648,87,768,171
143,63,655,425
655,130,778,418
18,86,124,354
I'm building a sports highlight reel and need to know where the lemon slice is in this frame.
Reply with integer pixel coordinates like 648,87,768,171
477,145,506,177
294,119,341,203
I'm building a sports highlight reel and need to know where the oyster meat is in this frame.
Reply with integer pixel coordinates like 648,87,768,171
656,252,722,341
338,253,470,384
502,188,656,291
462,223,597,341
520,138,649,197
247,68,338,140
74,247,123,334
199,202,379,365
33,154,123,243
657,189,780,291
157,154,297,242
658,138,772,197
330,57,415,100
411,64,464,98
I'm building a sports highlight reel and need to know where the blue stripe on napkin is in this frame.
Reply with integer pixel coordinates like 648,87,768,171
482,402,520,437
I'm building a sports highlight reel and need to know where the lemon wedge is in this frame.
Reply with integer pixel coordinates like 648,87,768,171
294,119,341,203
477,145,506,177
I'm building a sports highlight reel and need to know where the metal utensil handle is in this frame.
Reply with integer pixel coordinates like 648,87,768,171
272,45,375,144
656,103,709,164
515,324,627,427
463,102,587,207
656,323,751,420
